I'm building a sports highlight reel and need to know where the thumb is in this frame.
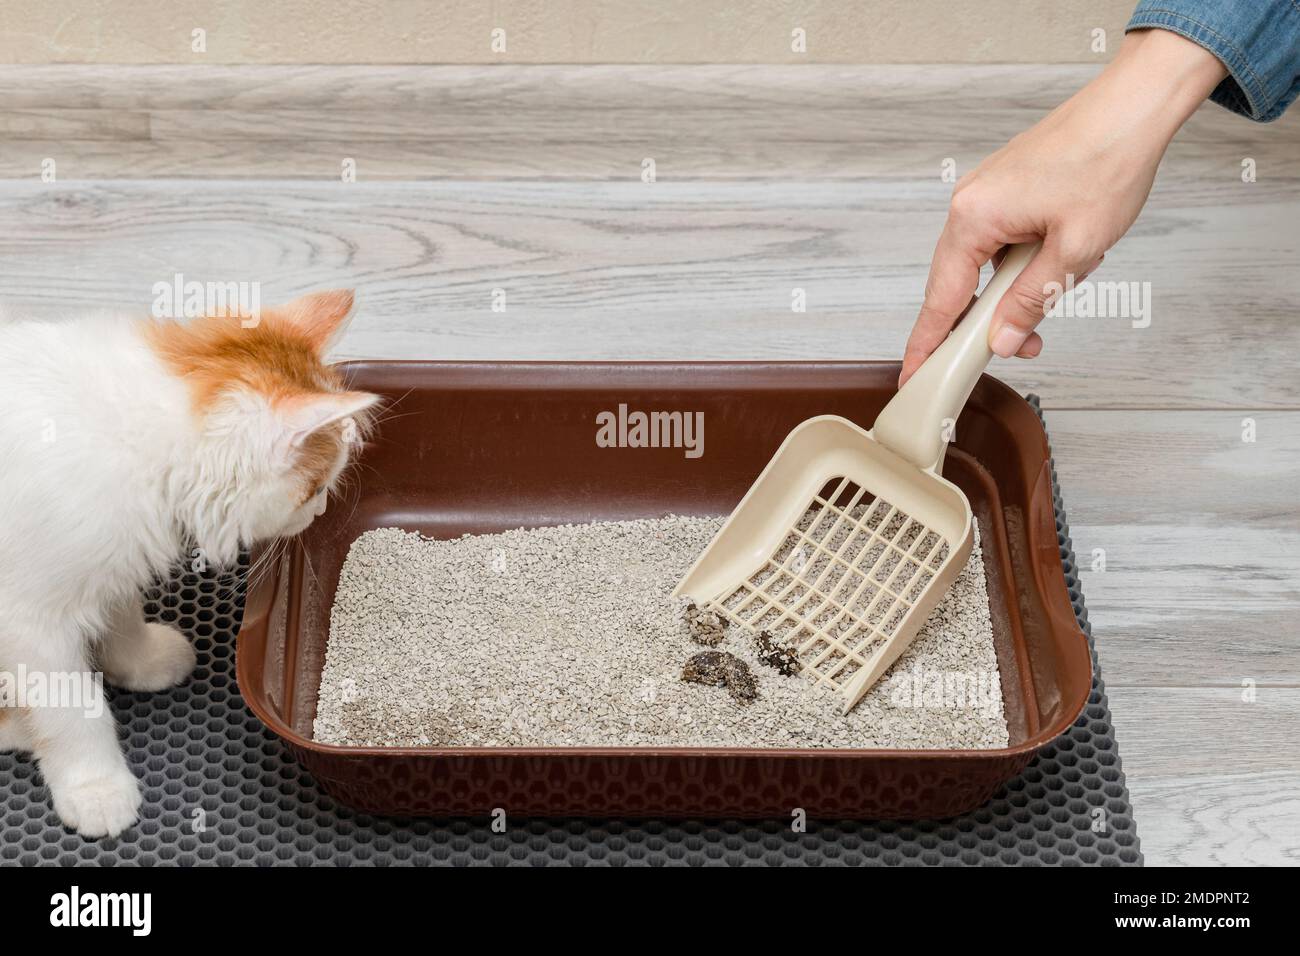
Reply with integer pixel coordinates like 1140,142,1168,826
988,236,1097,358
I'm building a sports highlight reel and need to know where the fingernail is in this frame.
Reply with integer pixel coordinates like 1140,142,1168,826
990,324,1029,358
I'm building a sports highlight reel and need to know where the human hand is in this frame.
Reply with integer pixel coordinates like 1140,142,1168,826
899,28,1227,386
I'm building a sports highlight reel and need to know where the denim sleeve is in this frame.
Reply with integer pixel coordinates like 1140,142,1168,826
1127,0,1300,121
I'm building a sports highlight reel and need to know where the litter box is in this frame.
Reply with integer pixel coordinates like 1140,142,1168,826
236,361,1092,819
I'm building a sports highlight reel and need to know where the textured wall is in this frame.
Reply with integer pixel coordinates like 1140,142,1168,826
2,0,1135,64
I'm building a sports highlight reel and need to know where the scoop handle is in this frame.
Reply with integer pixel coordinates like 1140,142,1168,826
873,241,1042,472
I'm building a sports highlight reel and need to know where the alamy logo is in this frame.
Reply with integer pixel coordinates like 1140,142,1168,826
0,664,104,718
49,886,151,936
1044,273,1151,329
152,273,262,326
595,403,704,459
883,663,1002,718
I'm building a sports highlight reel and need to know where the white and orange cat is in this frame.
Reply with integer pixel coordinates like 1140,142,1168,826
0,291,377,838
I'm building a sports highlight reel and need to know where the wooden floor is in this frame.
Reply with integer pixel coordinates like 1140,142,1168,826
1,64,1296,865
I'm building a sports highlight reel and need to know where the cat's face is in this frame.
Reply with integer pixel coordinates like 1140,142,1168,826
271,416,356,538
239,404,362,542
146,290,379,555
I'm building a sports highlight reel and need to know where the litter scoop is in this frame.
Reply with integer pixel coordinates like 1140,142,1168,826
675,242,1041,714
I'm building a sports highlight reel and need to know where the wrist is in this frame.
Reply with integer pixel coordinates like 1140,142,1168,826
1107,28,1229,129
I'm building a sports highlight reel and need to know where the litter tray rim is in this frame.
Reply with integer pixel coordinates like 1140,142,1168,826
235,360,1092,764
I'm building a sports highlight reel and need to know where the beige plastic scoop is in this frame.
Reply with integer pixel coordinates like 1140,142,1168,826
675,242,1041,714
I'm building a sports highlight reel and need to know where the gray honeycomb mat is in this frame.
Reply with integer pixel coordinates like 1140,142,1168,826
0,397,1141,866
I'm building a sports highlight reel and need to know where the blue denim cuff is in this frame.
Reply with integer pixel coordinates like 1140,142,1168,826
1127,1,1300,122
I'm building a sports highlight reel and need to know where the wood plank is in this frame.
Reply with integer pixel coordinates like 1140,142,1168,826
10,63,1297,147
1106,688,1300,775
0,109,149,141
0,181,1295,409
1048,410,1300,684
1,64,1296,182
145,107,1063,144
0,64,1108,112
4,135,1294,183
1074,524,1300,683
0,137,1020,181
1046,411,1300,524
1126,772,1300,865
146,105,1291,147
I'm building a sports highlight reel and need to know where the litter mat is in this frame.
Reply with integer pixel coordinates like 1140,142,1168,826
0,398,1142,866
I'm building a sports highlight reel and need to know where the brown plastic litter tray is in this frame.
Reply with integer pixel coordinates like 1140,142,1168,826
236,361,1092,820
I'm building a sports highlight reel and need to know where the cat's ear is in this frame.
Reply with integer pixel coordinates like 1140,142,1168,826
271,289,357,353
277,390,380,449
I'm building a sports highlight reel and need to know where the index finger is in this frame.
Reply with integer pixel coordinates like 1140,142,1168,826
899,220,994,387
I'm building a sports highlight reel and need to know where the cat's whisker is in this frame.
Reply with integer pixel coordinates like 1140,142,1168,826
348,459,384,482
228,536,283,604
298,537,323,593
246,538,284,587
364,386,414,422
365,407,421,429
340,476,365,529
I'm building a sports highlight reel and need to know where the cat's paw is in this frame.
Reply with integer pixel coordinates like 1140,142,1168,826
52,767,141,839
105,622,196,692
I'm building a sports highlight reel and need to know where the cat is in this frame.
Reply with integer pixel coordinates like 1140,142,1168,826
0,290,378,838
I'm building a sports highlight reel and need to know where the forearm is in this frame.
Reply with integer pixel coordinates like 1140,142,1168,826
1094,28,1228,150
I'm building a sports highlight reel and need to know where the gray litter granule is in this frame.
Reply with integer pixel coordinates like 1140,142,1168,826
314,516,1009,750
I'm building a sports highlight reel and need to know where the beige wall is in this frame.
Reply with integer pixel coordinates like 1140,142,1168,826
3,0,1135,64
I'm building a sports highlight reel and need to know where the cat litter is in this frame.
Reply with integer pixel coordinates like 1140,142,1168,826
314,516,1008,750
